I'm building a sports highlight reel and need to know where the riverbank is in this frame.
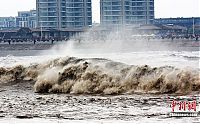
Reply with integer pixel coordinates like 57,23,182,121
0,39,199,51
0,44,54,51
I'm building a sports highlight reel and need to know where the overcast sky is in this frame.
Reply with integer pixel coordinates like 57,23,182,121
0,0,199,23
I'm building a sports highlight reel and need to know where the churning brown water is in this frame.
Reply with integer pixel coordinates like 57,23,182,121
0,38,199,123
0,56,199,95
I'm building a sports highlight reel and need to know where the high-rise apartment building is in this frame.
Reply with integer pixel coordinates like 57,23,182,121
100,0,154,26
36,0,92,29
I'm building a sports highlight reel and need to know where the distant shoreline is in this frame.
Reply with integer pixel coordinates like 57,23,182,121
0,44,54,51
0,39,199,51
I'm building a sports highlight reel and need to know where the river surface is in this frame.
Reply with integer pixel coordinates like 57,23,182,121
0,41,199,123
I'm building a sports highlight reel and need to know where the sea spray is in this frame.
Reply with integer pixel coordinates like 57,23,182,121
0,57,199,95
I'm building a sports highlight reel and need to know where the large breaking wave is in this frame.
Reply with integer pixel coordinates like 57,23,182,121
0,57,199,95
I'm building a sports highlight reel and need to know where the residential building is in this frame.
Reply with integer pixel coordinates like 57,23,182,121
36,0,92,29
16,10,37,28
0,17,16,29
100,0,154,26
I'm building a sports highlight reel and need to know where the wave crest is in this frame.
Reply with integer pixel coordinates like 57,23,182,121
0,57,199,95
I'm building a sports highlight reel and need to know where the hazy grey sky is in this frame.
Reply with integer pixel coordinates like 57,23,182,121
0,0,199,23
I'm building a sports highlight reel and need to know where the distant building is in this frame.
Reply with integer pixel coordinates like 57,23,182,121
154,17,200,34
36,0,92,30
0,17,16,29
16,10,37,28
16,11,30,28
100,0,154,26
154,17,200,28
